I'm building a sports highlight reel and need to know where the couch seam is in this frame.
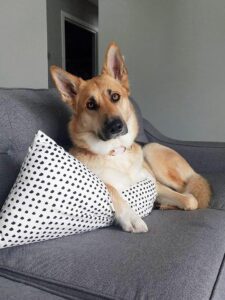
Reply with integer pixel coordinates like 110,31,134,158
0,266,120,300
0,273,69,300
209,252,225,299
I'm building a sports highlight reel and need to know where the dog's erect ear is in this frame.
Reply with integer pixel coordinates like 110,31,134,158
50,66,84,107
102,42,129,92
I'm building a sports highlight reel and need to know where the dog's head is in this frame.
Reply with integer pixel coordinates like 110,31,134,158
50,42,138,155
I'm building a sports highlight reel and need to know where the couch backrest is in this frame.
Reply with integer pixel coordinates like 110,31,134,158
0,88,147,207
0,88,72,207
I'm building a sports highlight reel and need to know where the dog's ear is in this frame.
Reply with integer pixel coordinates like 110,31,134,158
102,42,129,92
50,66,84,107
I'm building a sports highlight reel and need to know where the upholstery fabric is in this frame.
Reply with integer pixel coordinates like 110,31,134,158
0,88,72,208
210,254,225,300
204,173,225,210
0,276,66,300
0,209,225,300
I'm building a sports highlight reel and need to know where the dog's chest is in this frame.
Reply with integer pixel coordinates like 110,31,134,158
91,146,150,191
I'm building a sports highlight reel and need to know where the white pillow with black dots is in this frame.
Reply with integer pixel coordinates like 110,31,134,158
0,131,157,248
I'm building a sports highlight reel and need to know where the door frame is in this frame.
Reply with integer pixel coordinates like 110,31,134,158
61,10,98,76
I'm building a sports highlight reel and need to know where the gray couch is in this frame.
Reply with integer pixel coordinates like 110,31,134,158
0,88,225,300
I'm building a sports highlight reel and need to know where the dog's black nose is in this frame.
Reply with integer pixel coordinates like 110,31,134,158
107,118,124,135
100,117,128,140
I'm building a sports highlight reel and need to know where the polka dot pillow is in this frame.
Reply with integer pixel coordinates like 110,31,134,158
0,131,157,248
121,179,156,218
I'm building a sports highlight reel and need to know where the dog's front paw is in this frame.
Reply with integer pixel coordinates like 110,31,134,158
116,208,148,233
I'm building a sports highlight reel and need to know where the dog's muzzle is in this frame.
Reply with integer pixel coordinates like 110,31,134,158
99,117,128,141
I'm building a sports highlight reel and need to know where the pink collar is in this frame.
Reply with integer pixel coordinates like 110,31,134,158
110,146,126,156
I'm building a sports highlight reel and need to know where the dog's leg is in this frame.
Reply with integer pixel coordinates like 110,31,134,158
106,184,148,233
156,182,198,210
143,143,211,208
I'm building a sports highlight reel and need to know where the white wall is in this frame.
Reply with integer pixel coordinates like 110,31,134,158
0,0,48,88
99,0,225,142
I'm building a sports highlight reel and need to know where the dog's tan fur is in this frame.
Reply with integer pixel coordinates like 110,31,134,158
50,42,211,233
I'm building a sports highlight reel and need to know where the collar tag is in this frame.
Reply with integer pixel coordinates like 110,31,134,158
110,146,126,156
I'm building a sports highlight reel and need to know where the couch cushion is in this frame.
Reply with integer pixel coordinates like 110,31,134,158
0,276,66,300
204,173,225,210
0,209,225,300
210,254,225,300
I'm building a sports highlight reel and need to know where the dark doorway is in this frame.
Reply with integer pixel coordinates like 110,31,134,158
64,20,97,80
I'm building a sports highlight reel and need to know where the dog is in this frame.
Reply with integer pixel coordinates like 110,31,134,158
50,42,211,233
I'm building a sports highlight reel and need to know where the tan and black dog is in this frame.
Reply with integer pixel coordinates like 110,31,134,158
50,42,211,233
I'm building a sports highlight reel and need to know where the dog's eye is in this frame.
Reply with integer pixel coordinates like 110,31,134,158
86,98,98,110
110,93,120,103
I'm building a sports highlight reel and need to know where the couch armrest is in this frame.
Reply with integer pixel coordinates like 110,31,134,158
143,119,225,173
